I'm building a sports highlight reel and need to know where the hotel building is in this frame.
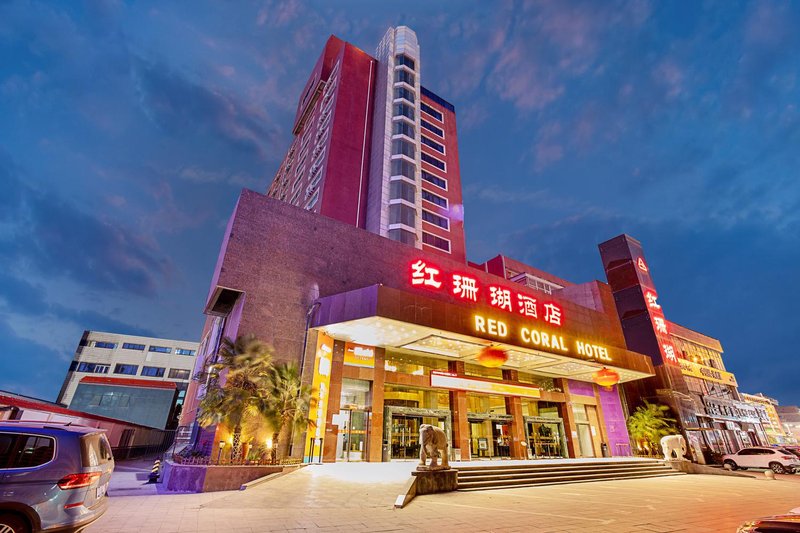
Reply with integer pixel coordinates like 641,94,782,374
181,26,758,463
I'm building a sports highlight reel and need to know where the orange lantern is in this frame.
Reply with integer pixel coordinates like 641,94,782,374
592,367,620,388
476,346,508,368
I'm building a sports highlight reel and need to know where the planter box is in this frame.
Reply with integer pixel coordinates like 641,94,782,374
162,460,284,492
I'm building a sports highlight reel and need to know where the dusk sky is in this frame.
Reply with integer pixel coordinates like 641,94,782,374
1,1,798,406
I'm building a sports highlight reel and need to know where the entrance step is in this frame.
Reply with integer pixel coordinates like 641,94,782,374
456,459,683,491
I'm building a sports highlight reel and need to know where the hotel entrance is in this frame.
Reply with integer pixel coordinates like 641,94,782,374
334,378,372,462
525,417,566,458
384,406,451,460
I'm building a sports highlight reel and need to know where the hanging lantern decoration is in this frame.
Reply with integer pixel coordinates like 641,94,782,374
592,367,620,388
476,346,508,368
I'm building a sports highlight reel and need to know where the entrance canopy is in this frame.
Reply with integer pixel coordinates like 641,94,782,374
312,285,654,384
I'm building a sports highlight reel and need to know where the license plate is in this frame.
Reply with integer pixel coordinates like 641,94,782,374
96,483,108,499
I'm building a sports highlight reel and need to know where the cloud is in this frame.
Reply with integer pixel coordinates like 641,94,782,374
131,57,281,160
0,151,173,296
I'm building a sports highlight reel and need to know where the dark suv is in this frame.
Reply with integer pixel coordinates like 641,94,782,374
0,421,115,533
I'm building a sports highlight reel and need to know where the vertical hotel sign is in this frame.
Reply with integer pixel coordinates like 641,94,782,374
599,235,679,366
304,332,333,462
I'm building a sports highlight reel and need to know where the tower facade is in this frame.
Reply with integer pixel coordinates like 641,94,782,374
266,26,466,263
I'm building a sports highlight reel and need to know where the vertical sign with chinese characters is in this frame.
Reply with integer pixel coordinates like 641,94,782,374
598,235,679,366
304,332,333,462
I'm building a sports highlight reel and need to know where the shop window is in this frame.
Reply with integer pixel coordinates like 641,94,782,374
384,385,449,409
466,393,507,415
464,363,502,381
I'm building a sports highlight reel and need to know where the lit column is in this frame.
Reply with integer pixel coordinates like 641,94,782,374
448,360,470,460
502,369,527,459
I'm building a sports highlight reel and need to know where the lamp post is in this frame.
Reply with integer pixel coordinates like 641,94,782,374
217,440,226,464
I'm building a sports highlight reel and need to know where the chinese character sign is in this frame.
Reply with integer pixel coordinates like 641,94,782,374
408,259,565,327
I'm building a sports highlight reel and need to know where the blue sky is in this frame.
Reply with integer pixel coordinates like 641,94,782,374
1,0,798,405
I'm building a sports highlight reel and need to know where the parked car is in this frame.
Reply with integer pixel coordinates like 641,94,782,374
738,508,800,532
0,421,115,533
722,446,800,474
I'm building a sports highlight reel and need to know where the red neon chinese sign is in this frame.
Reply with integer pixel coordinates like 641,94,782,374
409,259,564,327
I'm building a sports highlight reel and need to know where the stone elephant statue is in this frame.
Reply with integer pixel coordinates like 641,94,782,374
419,424,449,470
660,434,687,461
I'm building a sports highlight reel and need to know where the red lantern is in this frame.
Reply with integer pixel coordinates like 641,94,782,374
476,346,508,368
592,367,620,388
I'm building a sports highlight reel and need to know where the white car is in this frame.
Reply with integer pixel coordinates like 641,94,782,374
723,446,800,474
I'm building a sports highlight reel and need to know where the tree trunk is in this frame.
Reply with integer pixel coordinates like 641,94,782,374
231,425,242,463
270,432,279,464
276,420,292,462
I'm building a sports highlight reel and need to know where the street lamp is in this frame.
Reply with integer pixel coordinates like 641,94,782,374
217,440,226,464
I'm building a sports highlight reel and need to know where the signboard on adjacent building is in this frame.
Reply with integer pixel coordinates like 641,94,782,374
678,358,737,387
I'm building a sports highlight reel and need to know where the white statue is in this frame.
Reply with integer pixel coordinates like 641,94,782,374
660,434,687,461
418,424,450,470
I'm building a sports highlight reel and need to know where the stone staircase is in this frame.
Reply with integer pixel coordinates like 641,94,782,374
456,459,684,491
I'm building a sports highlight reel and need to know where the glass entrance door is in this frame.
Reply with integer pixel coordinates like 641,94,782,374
335,409,370,462
526,420,565,458
390,414,445,459
577,424,595,457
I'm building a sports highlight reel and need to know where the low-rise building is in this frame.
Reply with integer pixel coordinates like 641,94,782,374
776,405,800,445
741,393,795,445
57,330,199,428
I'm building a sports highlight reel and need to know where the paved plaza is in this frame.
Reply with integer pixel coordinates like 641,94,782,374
90,461,800,532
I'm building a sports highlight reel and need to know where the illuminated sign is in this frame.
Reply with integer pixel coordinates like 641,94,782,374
431,371,541,398
678,358,737,387
410,259,564,327
637,258,648,272
304,333,334,462
473,314,611,363
343,342,375,368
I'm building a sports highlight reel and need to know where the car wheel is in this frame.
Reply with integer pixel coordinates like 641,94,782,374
0,513,31,533
769,462,787,474
723,460,738,470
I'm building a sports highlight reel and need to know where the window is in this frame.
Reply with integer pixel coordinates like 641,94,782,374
393,86,415,104
391,139,415,159
389,204,417,227
122,343,145,351
422,232,451,252
421,102,443,121
394,69,415,86
0,435,55,468
422,209,449,230
175,348,196,356
148,346,171,354
114,364,139,375
388,228,416,245
94,341,116,349
391,159,415,179
421,136,445,154
392,120,415,139
422,189,448,208
421,153,446,171
421,170,447,190
421,119,444,137
393,103,415,121
141,366,165,377
77,362,109,374
305,189,320,210
390,180,416,203
395,54,416,70
69,361,79,371
169,369,191,380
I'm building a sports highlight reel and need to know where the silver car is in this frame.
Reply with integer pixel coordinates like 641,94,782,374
0,421,114,533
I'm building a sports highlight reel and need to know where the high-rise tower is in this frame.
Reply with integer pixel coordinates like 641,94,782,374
266,26,466,262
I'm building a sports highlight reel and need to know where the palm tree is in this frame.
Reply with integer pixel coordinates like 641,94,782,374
196,335,273,462
260,362,314,462
626,401,678,454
